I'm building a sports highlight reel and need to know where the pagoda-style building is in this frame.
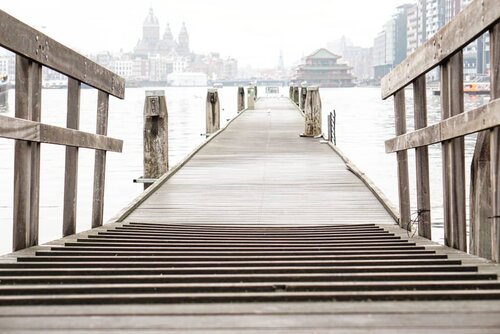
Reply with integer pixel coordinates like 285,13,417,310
294,48,354,87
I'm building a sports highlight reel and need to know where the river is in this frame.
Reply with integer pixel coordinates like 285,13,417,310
0,86,488,255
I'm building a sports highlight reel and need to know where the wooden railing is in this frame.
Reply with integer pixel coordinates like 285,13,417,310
382,0,500,261
0,10,125,251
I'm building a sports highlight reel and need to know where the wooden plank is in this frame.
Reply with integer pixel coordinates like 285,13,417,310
413,76,431,239
491,23,500,262
38,124,122,151
0,10,125,98
394,90,410,230
28,61,42,247
63,79,81,237
441,52,466,252
12,56,32,252
91,92,109,228
381,0,500,99
385,98,500,153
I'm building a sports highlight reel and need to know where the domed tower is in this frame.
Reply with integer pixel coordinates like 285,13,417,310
177,22,190,56
143,7,160,46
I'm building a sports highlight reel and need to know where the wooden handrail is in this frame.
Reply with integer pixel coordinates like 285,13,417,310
0,9,125,98
381,0,500,99
0,12,125,251
382,0,500,261
385,98,500,153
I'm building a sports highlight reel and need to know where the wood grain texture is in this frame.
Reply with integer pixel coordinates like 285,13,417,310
413,76,431,239
381,0,500,99
0,9,125,98
63,79,81,237
491,23,500,262
393,90,410,231
206,89,220,134
91,92,109,229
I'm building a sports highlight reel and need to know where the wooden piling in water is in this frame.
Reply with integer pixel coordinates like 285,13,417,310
237,86,245,112
206,88,220,134
301,86,322,137
247,86,255,110
143,90,169,190
300,86,307,111
292,86,300,106
289,86,293,99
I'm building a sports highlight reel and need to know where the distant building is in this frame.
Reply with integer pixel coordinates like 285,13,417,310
134,8,190,58
327,37,373,82
293,48,354,87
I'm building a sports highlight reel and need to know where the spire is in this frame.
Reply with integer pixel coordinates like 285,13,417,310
143,7,159,26
163,23,174,41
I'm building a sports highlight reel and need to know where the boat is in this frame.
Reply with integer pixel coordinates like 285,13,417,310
432,76,490,95
0,74,8,107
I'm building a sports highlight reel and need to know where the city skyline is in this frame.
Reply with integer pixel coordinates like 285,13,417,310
2,0,411,68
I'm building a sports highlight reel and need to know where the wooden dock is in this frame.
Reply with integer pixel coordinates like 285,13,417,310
1,98,500,332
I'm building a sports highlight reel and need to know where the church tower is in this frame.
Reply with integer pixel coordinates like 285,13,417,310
143,7,160,46
177,22,190,56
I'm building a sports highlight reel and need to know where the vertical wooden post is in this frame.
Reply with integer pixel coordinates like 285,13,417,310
237,86,245,112
28,62,41,247
206,88,220,134
327,112,333,143
63,79,81,237
247,86,255,110
143,90,169,190
289,86,293,99
394,89,411,231
490,23,500,262
301,86,322,137
13,55,30,251
91,91,109,228
293,86,300,106
300,86,307,111
440,52,466,251
413,76,431,239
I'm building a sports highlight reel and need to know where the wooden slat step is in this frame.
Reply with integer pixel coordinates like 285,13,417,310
0,272,495,285
2,289,500,305
2,280,500,295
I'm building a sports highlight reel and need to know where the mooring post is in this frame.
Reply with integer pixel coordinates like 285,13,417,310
301,86,322,137
206,88,220,134
143,90,168,190
247,86,255,110
254,85,258,100
289,86,293,99
237,86,245,112
300,86,307,111
292,86,300,106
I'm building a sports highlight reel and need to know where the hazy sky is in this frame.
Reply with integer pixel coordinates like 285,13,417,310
2,0,412,67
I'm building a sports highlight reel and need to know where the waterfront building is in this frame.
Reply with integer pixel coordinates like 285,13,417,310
327,37,373,83
293,48,354,87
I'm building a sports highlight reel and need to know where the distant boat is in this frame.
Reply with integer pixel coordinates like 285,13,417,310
432,76,490,95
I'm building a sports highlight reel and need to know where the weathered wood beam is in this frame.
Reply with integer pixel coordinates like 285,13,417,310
12,56,32,251
0,9,125,98
63,79,81,237
413,76,431,239
91,91,110,228
441,52,466,252
206,89,220,134
490,23,500,262
394,90,411,231
385,98,500,153
381,0,500,99
0,115,122,152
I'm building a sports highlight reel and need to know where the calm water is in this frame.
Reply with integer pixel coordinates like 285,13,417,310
0,86,488,255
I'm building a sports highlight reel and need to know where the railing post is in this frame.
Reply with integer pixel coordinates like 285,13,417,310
247,86,255,110
300,86,307,111
413,76,431,239
237,86,245,112
490,23,500,262
63,78,81,237
12,56,41,251
289,86,293,99
394,89,410,231
206,88,220,134
301,86,322,137
440,52,466,251
143,90,169,190
327,112,333,143
91,91,110,228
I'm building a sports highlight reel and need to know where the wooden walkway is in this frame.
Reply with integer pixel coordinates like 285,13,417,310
1,98,500,332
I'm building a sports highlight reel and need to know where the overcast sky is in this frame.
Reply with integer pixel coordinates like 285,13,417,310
2,0,412,67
